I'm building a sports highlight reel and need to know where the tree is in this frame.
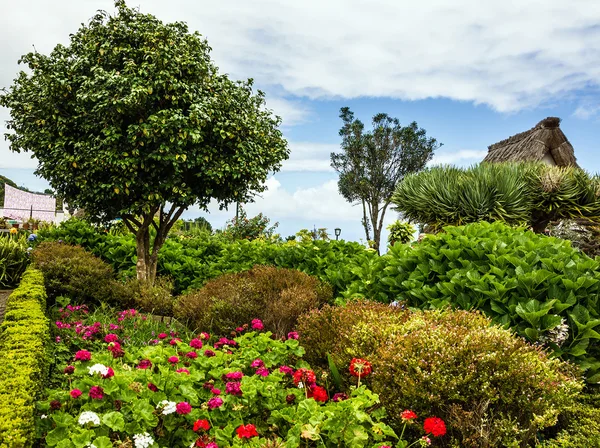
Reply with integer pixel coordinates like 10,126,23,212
330,108,440,252
0,1,289,283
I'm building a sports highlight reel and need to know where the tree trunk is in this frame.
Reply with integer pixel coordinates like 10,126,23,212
361,199,371,243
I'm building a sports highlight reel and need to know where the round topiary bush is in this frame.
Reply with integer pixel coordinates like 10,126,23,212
175,265,333,337
297,301,583,447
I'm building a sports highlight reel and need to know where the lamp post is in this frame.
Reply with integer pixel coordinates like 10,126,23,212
334,228,341,240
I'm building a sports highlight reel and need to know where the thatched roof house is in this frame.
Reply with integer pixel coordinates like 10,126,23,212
484,117,578,167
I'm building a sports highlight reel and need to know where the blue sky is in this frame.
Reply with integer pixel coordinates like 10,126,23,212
1,0,599,247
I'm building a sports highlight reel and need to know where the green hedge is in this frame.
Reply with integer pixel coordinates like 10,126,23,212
0,269,50,448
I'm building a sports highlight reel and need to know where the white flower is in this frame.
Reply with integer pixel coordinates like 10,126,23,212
157,400,176,415
133,432,155,448
297,381,304,389
78,411,101,426
40,414,48,419
88,363,109,376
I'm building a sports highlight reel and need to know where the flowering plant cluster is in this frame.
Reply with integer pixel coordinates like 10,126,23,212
37,315,410,448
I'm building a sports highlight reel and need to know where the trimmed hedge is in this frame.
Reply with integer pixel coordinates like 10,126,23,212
0,269,50,448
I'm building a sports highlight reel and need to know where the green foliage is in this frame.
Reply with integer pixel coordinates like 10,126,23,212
539,394,600,447
220,207,279,241
386,220,415,245
38,314,399,448
331,107,440,250
122,276,176,316
298,302,583,447
343,221,600,383
0,268,51,448
176,266,333,338
393,163,600,232
0,1,288,282
0,234,30,288
31,242,129,306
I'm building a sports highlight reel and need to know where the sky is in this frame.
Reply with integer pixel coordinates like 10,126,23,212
1,0,599,248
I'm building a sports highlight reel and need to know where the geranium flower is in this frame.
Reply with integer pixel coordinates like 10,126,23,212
255,367,269,377
88,386,104,400
50,400,61,410
102,367,115,379
421,436,432,446
104,333,119,343
250,359,264,369
189,338,203,349
168,356,180,364
279,366,294,375
158,333,168,339
88,364,109,376
170,338,182,346
423,417,447,437
204,349,216,357
157,400,177,415
109,323,119,331
236,423,259,439
70,389,82,399
64,365,75,374
349,358,372,377
176,402,192,415
224,371,243,381
207,397,223,410
74,350,92,361
401,410,418,421
78,411,100,426
287,331,299,340
186,351,198,359
193,419,211,432
211,388,221,395
147,382,158,392
225,382,243,396
308,385,328,402
133,432,155,448
176,368,190,375
137,359,152,369
251,319,264,331
332,393,348,402
107,342,124,358
293,368,316,387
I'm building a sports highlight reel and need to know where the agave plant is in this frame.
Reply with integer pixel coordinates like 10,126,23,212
0,233,30,287
392,162,600,232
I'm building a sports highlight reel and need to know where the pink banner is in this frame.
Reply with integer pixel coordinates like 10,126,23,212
3,183,56,222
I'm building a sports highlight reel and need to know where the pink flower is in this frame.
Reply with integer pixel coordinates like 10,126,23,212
74,350,91,361
199,332,210,340
169,338,181,346
70,389,82,399
55,336,61,343
204,349,216,357
206,443,218,448
107,342,124,358
250,359,265,369
89,386,104,400
102,367,115,379
224,371,243,381
109,323,119,330
104,333,119,343
186,351,198,359
64,365,75,374
207,397,223,409
279,366,294,375
158,333,168,339
189,338,203,349
255,367,269,377
176,402,192,414
168,356,179,364
176,368,190,375
287,331,299,340
211,388,221,395
137,359,152,370
225,382,243,396
251,319,264,330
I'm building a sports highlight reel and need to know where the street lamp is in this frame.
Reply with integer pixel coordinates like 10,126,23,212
334,228,341,240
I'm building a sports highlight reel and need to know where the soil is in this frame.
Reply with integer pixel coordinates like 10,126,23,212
0,290,11,325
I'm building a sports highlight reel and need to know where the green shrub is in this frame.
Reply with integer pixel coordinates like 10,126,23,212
31,242,127,306
123,276,176,316
540,398,600,447
343,221,600,383
387,220,415,245
0,234,30,288
0,268,50,448
298,302,583,447
176,266,333,337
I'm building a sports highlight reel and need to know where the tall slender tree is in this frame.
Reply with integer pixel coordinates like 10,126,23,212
331,107,440,251
0,1,289,283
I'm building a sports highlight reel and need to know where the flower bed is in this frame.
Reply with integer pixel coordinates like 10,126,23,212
37,305,448,447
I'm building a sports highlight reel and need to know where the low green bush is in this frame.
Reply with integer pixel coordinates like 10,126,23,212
298,302,583,447
539,397,600,447
123,276,176,316
31,242,130,306
0,234,30,288
343,221,600,383
0,268,51,448
176,266,333,338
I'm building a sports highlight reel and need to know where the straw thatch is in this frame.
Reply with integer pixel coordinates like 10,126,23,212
484,117,578,167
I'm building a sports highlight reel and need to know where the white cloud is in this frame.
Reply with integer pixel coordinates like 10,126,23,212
282,142,338,172
264,97,311,127
1,1,599,116
429,149,488,166
573,104,600,120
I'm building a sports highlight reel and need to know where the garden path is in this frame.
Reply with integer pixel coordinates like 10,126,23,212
0,290,11,324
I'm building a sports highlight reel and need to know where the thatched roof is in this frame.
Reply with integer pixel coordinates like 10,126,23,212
484,117,578,167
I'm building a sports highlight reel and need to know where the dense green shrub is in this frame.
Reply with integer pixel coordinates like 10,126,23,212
31,242,129,306
540,397,600,447
387,220,415,246
0,234,30,288
0,268,50,448
123,276,176,316
176,266,333,337
298,302,583,447
343,221,600,383
393,163,600,232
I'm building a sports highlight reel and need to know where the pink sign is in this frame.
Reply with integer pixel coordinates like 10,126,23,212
3,183,56,222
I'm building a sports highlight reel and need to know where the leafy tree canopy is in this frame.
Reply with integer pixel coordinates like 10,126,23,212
0,1,289,281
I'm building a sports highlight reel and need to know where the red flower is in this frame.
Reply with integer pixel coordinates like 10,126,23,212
423,417,447,437
189,338,203,349
176,402,192,415
63,365,75,374
194,419,211,432
236,424,259,439
88,386,104,400
74,350,91,361
293,368,317,387
147,382,158,392
168,356,180,364
308,385,328,402
70,389,82,399
101,367,114,379
401,410,418,421
349,358,372,377
137,359,152,369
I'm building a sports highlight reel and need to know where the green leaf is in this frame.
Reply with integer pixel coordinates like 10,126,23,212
102,411,125,432
92,437,113,448
327,353,343,390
